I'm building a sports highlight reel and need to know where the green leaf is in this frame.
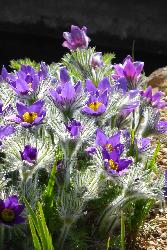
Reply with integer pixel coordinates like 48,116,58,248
28,216,42,250
9,58,40,70
147,141,160,173
103,53,115,64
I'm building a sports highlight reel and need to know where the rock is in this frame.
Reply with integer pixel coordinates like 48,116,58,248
146,67,167,95
161,232,167,240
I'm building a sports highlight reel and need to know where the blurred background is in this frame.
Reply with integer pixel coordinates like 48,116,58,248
0,0,167,75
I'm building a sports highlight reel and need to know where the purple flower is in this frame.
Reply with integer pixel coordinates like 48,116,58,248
85,146,96,155
1,63,48,96
62,25,90,50
112,55,144,90
156,120,167,134
11,100,46,127
65,119,83,137
20,145,37,163
50,68,82,111
82,91,108,116
120,101,139,117
0,125,15,141
95,129,124,155
85,78,111,95
0,195,25,226
91,52,103,69
104,150,132,175
122,130,150,153
140,86,166,109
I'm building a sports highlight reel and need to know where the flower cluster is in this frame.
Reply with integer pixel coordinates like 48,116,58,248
0,24,166,249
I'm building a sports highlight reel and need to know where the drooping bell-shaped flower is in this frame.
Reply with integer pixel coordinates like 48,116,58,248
62,25,90,50
10,100,46,127
112,55,144,90
20,145,37,163
0,195,25,226
140,86,166,109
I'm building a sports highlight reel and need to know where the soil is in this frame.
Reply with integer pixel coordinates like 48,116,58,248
135,68,167,250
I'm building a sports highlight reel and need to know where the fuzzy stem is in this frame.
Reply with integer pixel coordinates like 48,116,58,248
120,211,125,250
0,226,4,250
58,223,71,250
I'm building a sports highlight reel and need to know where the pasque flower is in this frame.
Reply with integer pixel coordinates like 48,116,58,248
140,86,166,109
10,100,46,127
104,150,132,175
95,129,124,155
91,52,103,69
112,55,144,90
49,68,82,111
85,78,110,95
20,145,37,163
0,125,15,146
0,195,25,226
1,63,48,95
82,91,108,116
62,25,90,50
65,119,83,137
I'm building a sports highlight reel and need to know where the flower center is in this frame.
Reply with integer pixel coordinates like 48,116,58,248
105,143,113,152
88,101,102,111
109,159,118,171
22,112,38,123
1,208,15,222
28,82,32,89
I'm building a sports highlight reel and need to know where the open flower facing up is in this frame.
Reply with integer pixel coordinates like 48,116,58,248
62,25,90,50
20,145,37,163
140,86,166,109
10,100,46,127
82,91,108,116
90,52,103,69
0,195,25,226
112,55,144,90
49,67,82,113
1,63,48,96
104,150,132,175
95,129,124,155
65,119,83,137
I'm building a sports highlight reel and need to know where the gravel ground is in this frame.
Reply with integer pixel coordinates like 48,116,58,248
135,70,167,250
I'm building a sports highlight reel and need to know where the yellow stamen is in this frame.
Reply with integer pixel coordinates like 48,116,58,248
109,159,118,171
1,208,15,222
22,112,38,123
88,101,102,111
28,82,32,88
105,143,113,152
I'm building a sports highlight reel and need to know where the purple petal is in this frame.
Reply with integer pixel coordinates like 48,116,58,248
96,129,108,147
60,67,70,84
16,102,28,116
29,100,44,113
123,59,136,79
61,82,75,101
98,77,110,93
85,79,97,93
